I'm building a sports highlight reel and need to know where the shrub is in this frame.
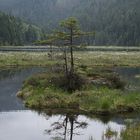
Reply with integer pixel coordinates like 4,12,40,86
51,72,86,92
107,74,126,89
25,77,41,87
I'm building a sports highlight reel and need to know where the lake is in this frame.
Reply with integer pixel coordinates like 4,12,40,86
0,67,139,140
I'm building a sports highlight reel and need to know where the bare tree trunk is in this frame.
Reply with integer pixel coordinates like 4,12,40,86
64,46,68,76
70,28,74,74
70,117,74,140
64,116,68,140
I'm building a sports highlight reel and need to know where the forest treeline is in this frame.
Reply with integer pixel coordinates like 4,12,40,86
0,12,44,46
0,0,140,46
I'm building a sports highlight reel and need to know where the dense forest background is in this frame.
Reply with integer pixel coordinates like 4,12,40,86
0,0,140,46
0,12,44,45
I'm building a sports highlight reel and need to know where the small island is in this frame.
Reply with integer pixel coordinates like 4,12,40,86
16,18,140,116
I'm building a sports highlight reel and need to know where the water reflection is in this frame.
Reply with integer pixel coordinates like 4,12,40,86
103,127,118,140
0,67,140,140
45,113,88,140
0,110,127,140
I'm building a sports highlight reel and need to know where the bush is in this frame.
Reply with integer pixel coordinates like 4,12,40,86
51,72,85,92
107,74,126,89
25,77,41,87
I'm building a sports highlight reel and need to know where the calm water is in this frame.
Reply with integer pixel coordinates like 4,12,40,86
0,67,140,140
116,67,140,92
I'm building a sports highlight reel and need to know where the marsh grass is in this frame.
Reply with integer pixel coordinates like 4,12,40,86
11,50,140,114
121,124,140,140
0,52,57,67
74,51,140,67
0,51,140,68
17,71,140,114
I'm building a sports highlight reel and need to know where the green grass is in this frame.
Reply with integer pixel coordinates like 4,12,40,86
0,51,140,68
75,51,140,67
17,71,140,115
2,50,139,114
121,124,140,140
0,52,57,67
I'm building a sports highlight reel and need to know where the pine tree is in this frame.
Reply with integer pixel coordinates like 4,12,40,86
36,17,94,75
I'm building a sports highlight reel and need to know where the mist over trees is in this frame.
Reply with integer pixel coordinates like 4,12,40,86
0,0,140,46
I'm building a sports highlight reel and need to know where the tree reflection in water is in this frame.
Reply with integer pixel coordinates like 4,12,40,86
45,113,88,140
102,127,118,140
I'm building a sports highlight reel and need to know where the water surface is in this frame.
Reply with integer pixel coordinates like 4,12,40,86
116,67,140,91
0,67,46,111
0,67,140,140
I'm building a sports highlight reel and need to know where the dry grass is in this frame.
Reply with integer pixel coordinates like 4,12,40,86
75,51,140,67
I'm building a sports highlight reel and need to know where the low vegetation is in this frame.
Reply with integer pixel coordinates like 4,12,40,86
0,52,57,68
17,66,140,115
0,45,139,115
75,51,140,67
121,123,140,140
0,51,140,68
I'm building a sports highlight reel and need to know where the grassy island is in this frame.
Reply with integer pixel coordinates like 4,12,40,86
17,65,140,115
0,47,139,115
